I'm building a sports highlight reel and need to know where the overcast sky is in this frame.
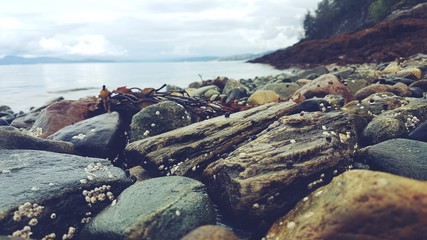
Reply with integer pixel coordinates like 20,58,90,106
0,0,321,60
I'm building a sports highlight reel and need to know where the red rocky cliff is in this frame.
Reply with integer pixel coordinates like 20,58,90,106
251,3,427,69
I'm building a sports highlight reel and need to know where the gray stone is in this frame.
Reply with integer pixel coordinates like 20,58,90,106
189,85,220,98
204,111,362,223
47,112,125,159
0,126,74,154
409,119,427,142
222,79,248,96
11,112,39,129
261,83,300,99
0,149,131,239
125,102,297,178
357,138,427,180
129,101,192,142
362,98,427,144
80,176,215,240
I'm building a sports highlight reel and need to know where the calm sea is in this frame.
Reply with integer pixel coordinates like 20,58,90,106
0,61,288,112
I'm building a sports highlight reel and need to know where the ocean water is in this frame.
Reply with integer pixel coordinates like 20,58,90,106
0,61,288,112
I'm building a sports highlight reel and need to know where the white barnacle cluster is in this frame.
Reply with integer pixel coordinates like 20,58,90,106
62,227,76,240
42,233,56,240
143,130,150,137
319,102,327,112
162,158,190,176
82,185,114,204
82,162,114,183
1,169,11,174
307,173,327,189
81,212,92,224
72,133,86,140
12,226,33,238
29,127,43,137
405,114,420,130
13,202,44,222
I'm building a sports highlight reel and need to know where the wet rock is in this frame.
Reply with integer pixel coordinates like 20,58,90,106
29,100,97,138
391,82,412,97
0,149,131,239
204,89,221,99
409,79,427,91
357,138,427,180
222,79,247,96
296,66,329,80
225,87,249,104
295,79,311,87
376,76,416,86
166,84,184,92
345,79,368,94
261,83,300,100
362,98,427,144
343,92,408,120
409,119,427,142
11,112,39,129
0,106,13,113
324,95,345,108
80,176,215,240
393,67,423,80
47,112,126,159
354,84,392,100
247,90,280,106
128,166,151,182
125,102,296,177
129,101,192,142
330,66,356,79
0,126,74,154
189,85,220,98
204,111,362,224
180,225,238,240
264,170,427,240
409,87,425,98
290,98,331,114
290,74,353,104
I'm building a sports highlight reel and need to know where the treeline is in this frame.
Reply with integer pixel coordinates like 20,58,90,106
303,0,427,40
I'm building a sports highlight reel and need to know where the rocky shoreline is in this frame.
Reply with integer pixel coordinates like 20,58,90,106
1,53,427,239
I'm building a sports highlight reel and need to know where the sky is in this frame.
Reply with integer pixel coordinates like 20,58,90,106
0,0,321,60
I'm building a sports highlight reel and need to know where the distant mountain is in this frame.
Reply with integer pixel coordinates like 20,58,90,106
217,51,275,61
0,56,115,65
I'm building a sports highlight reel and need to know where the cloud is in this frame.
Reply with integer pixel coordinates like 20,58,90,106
0,0,322,59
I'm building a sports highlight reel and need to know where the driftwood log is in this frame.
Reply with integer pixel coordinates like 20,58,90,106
124,102,297,178
203,111,364,224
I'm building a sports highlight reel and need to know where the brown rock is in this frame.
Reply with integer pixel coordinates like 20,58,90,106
261,83,300,99
29,100,97,138
296,79,312,87
247,90,280,106
0,126,74,154
264,170,427,240
290,74,354,104
204,111,362,223
410,80,427,91
354,84,392,100
180,225,238,240
391,82,412,97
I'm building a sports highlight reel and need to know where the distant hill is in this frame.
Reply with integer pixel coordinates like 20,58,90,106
0,56,115,65
217,51,274,61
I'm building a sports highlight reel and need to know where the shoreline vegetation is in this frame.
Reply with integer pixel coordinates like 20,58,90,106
1,1,427,240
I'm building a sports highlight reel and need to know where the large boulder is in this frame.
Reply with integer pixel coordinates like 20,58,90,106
129,101,192,142
0,149,131,239
357,138,427,180
125,102,296,178
29,100,97,138
47,112,126,159
203,111,363,224
264,170,427,240
290,74,354,104
0,126,74,154
409,119,427,142
80,176,216,240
